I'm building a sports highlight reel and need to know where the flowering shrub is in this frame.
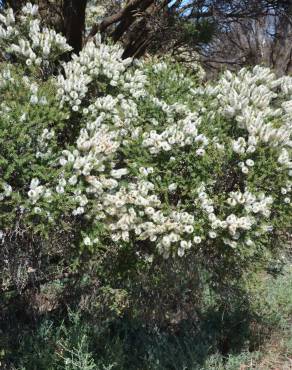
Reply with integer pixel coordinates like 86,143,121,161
0,3,291,289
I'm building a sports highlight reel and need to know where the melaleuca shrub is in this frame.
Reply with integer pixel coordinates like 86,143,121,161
0,3,291,297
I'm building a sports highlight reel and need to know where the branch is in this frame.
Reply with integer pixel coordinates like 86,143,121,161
87,0,151,40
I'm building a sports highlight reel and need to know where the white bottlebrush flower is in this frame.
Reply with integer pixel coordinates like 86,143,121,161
56,185,64,194
242,166,249,174
184,225,194,234
168,183,177,192
177,247,185,257
278,149,289,165
59,178,67,187
246,159,254,167
69,175,78,185
83,236,92,246
73,207,85,216
193,236,202,244
209,231,217,239
3,183,12,197
59,157,67,166
33,206,42,214
30,95,38,104
22,3,39,16
110,168,128,179
30,178,40,189
196,148,205,156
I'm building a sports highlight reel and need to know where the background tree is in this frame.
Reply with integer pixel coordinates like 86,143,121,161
200,2,292,75
3,0,292,72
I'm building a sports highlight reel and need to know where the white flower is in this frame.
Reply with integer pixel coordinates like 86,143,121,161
281,188,287,195
30,95,38,104
144,254,154,263
110,168,128,179
139,167,149,176
168,183,177,192
3,183,12,197
145,207,155,215
278,149,289,165
59,178,67,187
30,178,40,189
40,97,47,105
193,236,201,244
73,206,84,215
184,225,194,234
44,189,52,199
59,157,67,166
196,148,205,156
178,247,185,257
208,213,217,222
83,236,92,246
232,137,246,154
56,185,64,194
246,145,256,153
20,113,26,122
69,175,78,185
206,206,214,213
28,189,37,199
246,159,254,167
22,2,39,16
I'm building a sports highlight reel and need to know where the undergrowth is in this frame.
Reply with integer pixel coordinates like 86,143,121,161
1,265,292,370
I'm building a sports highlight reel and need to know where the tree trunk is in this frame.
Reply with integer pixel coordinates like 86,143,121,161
63,0,87,55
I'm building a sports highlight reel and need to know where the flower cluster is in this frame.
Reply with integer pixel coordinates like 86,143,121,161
0,67,15,89
28,178,46,204
194,67,292,148
36,128,55,159
0,3,71,66
0,8,17,39
142,107,205,154
227,190,273,216
0,182,12,201
56,35,146,111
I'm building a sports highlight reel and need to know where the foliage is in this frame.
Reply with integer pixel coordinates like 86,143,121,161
1,267,292,369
